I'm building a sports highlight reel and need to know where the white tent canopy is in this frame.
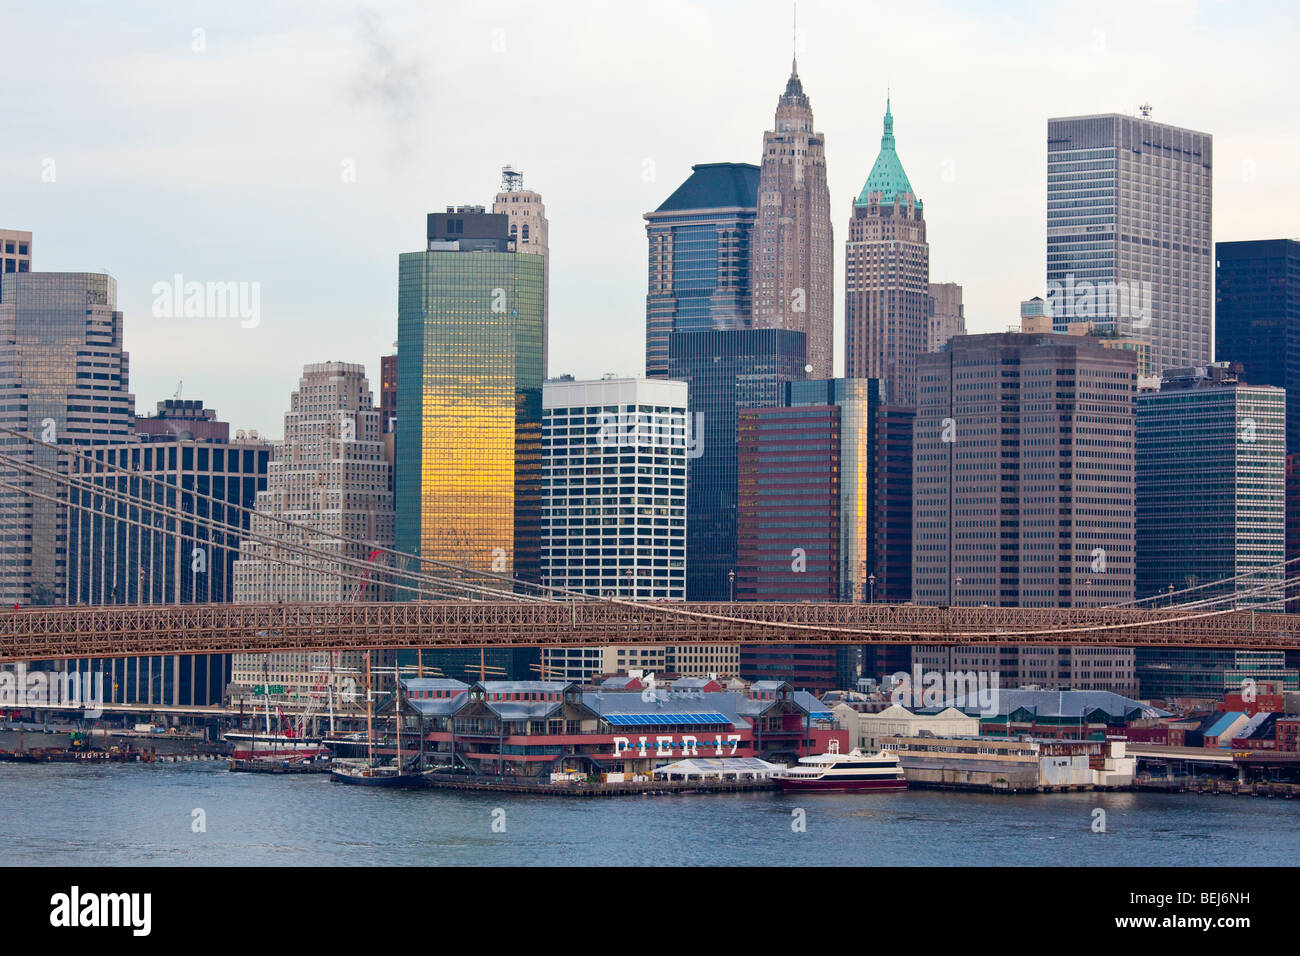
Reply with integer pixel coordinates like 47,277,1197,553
651,757,785,780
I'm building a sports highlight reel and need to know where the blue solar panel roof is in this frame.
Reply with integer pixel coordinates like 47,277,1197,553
603,712,730,727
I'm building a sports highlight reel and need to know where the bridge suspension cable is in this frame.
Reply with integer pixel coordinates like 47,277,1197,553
2,424,1298,641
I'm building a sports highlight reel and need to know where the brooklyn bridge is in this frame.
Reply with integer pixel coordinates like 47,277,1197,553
2,423,1298,664
2,601,1299,664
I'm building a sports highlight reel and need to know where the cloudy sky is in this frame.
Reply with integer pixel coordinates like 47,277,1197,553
5,0,1298,437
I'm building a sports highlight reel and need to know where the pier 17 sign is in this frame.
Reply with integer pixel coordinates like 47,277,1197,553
611,734,743,759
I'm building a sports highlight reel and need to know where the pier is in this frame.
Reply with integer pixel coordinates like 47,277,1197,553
421,772,777,797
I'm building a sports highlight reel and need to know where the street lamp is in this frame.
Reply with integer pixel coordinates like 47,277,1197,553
1168,583,1175,608
954,574,963,607
868,573,876,605
728,569,736,602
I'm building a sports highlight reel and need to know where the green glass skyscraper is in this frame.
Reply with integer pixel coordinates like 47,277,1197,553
395,206,544,586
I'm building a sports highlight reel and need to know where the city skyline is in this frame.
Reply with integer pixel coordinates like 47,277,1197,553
5,1,1298,437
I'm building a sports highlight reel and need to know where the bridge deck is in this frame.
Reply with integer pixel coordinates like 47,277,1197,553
2,601,1299,662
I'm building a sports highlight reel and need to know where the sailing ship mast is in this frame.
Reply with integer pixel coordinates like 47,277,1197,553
365,650,374,768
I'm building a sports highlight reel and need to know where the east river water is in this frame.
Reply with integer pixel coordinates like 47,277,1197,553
1,762,1296,866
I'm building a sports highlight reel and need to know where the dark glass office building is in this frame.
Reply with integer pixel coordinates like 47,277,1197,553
668,327,806,601
644,163,759,378
396,207,544,587
1215,239,1300,453
63,408,271,706
787,378,914,604
736,404,839,602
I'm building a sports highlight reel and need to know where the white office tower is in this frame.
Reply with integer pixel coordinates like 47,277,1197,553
542,377,703,682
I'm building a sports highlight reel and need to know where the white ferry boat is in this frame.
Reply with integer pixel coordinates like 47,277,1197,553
774,740,907,792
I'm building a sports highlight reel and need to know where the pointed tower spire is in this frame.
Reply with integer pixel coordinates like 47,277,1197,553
792,0,798,75
855,94,920,208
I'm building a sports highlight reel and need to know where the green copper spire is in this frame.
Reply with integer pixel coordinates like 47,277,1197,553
855,96,921,208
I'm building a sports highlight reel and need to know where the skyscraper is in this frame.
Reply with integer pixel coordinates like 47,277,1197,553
736,403,840,602
1135,363,1284,605
926,282,965,353
232,361,393,704
787,378,914,604
64,402,271,707
493,167,549,377
1046,112,1212,376
0,229,32,299
1214,239,1300,452
395,207,544,583
845,98,929,405
644,163,759,378
0,272,135,605
668,328,806,601
379,352,397,434
68,401,271,607
541,376,687,600
233,362,392,604
913,332,1137,608
751,59,833,378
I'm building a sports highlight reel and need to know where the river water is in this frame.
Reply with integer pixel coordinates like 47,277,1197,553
1,762,1296,866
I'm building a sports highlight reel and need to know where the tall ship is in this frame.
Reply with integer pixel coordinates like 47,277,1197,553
329,651,429,788
774,741,907,792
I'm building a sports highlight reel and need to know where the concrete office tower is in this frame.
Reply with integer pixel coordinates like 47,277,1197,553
1021,301,1154,379
1215,239,1300,453
669,328,806,601
845,98,929,405
0,229,33,298
1136,363,1285,606
1046,112,1212,376
751,59,834,378
913,332,1137,608
231,362,393,703
542,376,687,600
926,282,965,353
494,167,550,377
396,207,544,583
644,163,759,378
65,404,271,707
0,272,135,605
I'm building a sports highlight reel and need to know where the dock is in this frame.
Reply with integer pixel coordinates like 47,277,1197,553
228,758,332,774
422,773,777,797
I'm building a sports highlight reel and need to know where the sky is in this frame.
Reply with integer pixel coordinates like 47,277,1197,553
4,0,1299,438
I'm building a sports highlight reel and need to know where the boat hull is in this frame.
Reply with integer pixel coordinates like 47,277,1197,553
330,768,428,788
223,733,326,761
775,777,908,793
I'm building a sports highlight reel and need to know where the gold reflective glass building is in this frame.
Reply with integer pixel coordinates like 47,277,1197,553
396,207,543,585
